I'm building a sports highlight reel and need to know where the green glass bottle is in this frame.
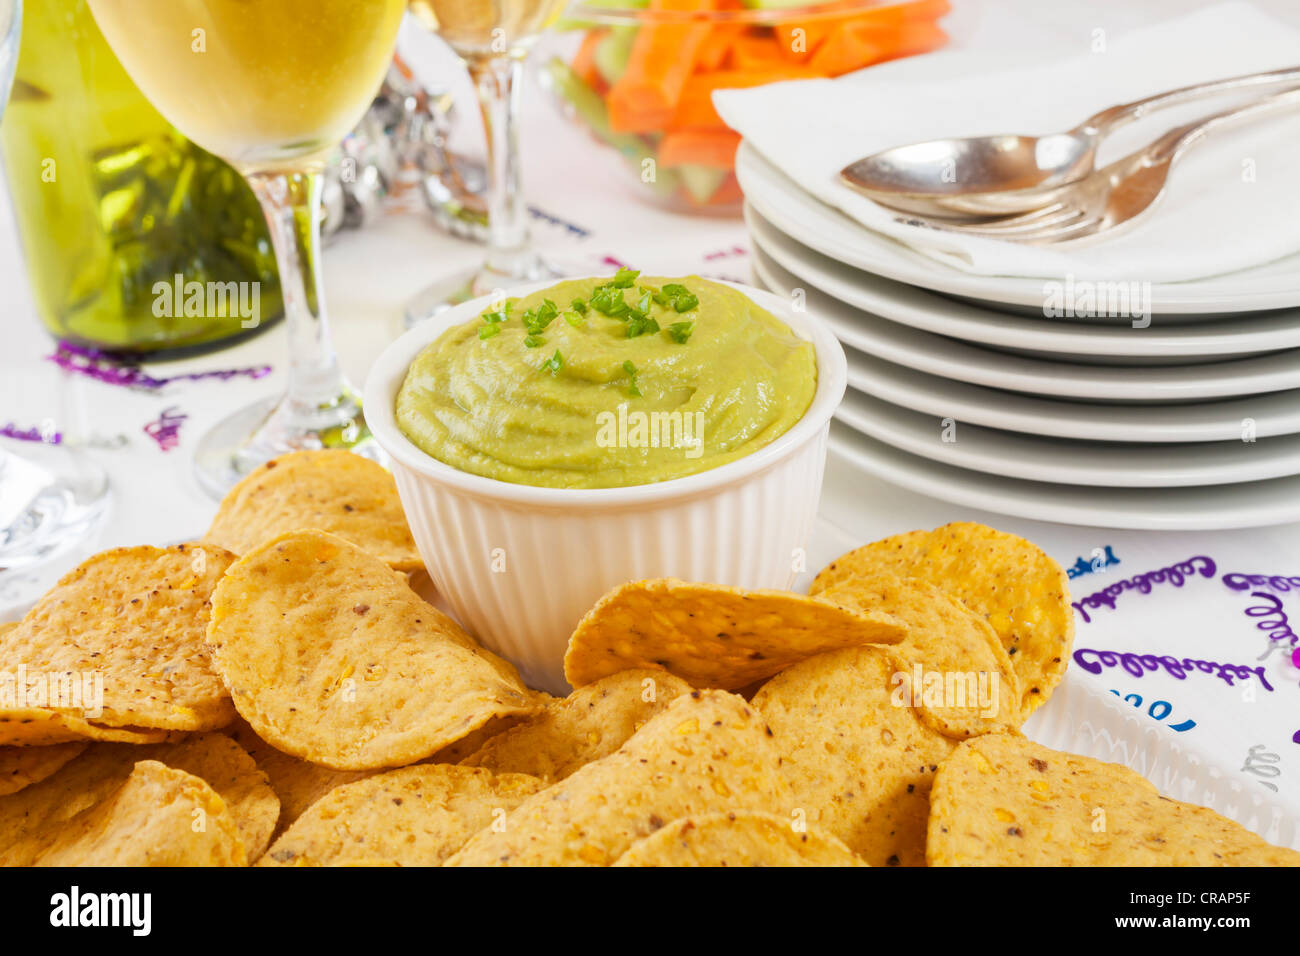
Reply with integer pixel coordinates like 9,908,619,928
1,0,282,355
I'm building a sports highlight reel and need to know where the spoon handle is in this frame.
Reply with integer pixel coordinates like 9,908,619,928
1142,85,1300,167
1078,64,1300,139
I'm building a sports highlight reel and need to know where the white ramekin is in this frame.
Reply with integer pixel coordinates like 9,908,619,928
364,279,847,693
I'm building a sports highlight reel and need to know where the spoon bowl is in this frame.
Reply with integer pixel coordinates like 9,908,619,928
843,131,1094,196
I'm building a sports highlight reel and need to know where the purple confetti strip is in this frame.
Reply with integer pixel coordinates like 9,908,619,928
1071,555,1216,622
143,406,188,452
1223,572,1300,593
704,245,748,261
1073,647,1274,692
1243,591,1299,647
49,341,271,391
526,205,590,238
0,422,61,444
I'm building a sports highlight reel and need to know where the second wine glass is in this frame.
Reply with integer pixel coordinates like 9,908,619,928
405,0,567,323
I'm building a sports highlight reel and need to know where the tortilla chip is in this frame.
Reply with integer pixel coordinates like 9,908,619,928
139,733,280,860
206,529,538,771
612,811,866,867
203,449,421,570
461,669,691,781
12,760,245,867
0,543,236,739
563,578,906,690
0,743,87,796
225,716,371,842
259,764,544,867
427,714,534,764
0,710,172,746
928,734,1300,866
752,645,955,866
812,523,1072,714
0,732,276,862
446,690,794,866
817,572,1021,738
333,859,403,866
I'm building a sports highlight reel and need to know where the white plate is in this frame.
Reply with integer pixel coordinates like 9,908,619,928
751,243,1300,402
827,421,1300,530
737,141,1300,314
1022,673,1298,848
836,389,1300,487
746,202,1300,363
837,344,1300,443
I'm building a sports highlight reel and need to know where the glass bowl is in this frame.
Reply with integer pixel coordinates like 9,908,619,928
541,0,950,215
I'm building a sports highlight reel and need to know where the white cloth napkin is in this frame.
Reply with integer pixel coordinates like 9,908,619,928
714,2,1300,283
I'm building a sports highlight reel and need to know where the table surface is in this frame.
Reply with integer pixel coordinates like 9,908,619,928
5,2,1300,837
2,0,1299,613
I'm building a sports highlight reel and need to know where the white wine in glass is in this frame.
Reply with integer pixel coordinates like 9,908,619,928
88,0,406,496
404,0,568,323
408,0,562,55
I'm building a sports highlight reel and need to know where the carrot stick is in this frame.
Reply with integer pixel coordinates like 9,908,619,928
669,66,826,129
775,0,948,65
727,35,787,71
696,24,746,72
808,21,887,75
607,0,720,133
571,29,608,90
878,20,949,62
658,128,742,169
806,1,950,76
773,0,873,63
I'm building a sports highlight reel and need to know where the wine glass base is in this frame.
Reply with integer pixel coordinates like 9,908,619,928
402,256,564,328
193,390,388,500
0,448,110,572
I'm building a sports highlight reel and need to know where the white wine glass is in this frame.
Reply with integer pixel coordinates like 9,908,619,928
404,0,567,323
88,0,406,497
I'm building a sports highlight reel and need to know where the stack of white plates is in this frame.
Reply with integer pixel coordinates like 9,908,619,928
737,142,1300,529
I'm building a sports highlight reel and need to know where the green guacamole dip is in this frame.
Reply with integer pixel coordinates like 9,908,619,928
394,273,816,489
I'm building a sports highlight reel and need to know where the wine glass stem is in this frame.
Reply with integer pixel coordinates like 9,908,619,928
467,55,531,279
246,168,348,416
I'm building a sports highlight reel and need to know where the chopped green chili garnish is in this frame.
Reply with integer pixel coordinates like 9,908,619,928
667,321,694,344
622,360,640,397
625,313,659,338
590,284,629,317
660,283,699,313
522,300,559,335
479,271,696,360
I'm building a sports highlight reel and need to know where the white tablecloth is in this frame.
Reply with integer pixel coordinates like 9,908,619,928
2,0,1298,838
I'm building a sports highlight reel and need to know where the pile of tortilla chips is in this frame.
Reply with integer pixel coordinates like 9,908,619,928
0,450,1295,867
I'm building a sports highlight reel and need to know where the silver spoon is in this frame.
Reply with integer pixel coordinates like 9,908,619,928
896,86,1300,245
840,64,1300,218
